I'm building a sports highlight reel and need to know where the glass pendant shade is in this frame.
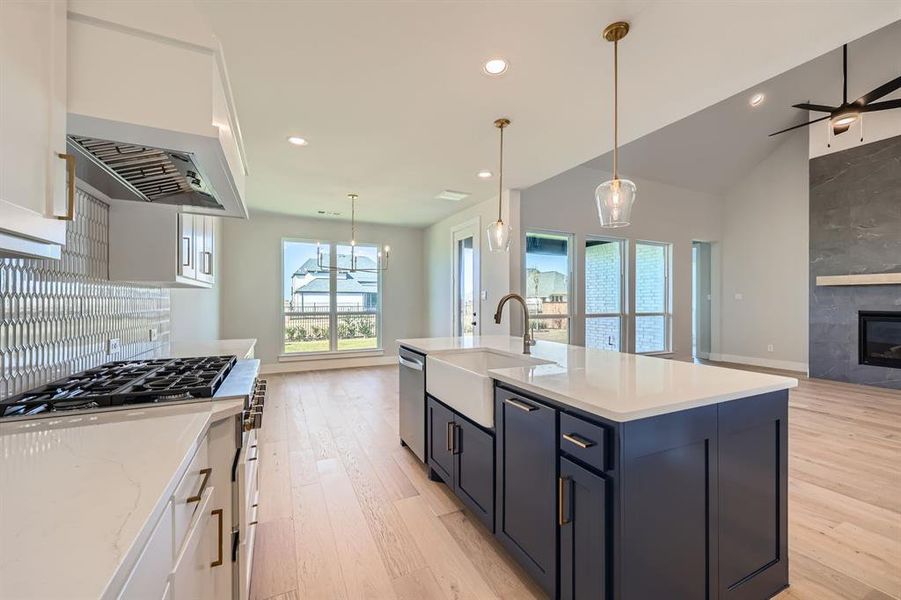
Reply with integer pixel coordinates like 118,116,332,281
486,219,512,252
595,177,636,228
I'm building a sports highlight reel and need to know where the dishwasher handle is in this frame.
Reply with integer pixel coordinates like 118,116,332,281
398,356,424,371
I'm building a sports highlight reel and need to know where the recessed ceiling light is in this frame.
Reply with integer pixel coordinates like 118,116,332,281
287,136,308,146
477,170,493,179
483,58,508,76
749,93,765,107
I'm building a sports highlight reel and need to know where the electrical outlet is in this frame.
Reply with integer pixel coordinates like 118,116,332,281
149,328,159,342
734,293,743,301
767,344,774,352
480,290,488,301
107,338,121,355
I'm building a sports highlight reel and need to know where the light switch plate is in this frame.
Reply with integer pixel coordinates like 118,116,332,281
107,338,121,355
480,290,488,301
149,328,159,342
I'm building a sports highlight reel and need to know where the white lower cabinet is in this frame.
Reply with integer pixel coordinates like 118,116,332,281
117,416,241,599
170,487,215,600
118,500,174,600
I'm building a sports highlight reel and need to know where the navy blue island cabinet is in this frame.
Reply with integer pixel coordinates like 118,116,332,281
426,396,495,530
493,383,789,600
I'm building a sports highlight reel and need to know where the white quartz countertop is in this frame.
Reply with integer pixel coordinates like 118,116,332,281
0,396,243,599
397,336,798,422
140,337,257,360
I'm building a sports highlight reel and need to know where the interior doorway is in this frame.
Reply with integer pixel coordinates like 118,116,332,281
452,220,480,337
692,241,712,360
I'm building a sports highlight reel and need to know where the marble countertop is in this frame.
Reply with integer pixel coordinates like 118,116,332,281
397,336,798,422
0,338,257,599
0,399,243,600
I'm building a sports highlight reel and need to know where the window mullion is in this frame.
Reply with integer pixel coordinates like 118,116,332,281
329,242,338,352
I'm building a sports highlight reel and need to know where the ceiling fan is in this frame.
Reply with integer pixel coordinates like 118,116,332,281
769,44,901,137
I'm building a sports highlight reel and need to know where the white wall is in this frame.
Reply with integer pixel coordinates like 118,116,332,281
220,211,425,365
521,166,723,361
424,191,520,337
170,218,222,343
718,130,809,371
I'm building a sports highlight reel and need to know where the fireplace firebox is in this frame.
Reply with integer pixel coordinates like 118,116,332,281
859,311,901,369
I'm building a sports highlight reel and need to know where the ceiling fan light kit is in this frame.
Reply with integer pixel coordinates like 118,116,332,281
486,117,513,252
317,193,390,273
596,21,637,228
769,43,901,142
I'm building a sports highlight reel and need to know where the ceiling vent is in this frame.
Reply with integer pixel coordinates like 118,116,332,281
435,190,470,202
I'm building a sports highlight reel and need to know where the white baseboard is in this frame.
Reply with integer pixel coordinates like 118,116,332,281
261,354,397,374
708,353,808,374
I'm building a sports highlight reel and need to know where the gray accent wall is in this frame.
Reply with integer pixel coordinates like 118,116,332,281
809,134,901,389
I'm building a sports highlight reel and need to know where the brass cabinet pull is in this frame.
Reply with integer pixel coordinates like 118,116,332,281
56,153,76,221
505,398,537,412
558,476,571,525
211,508,224,567
446,421,454,452
562,433,596,449
187,467,212,503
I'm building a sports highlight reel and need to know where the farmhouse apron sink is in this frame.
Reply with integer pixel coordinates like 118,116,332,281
426,349,552,428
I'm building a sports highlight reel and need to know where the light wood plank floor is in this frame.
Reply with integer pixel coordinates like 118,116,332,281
250,365,901,600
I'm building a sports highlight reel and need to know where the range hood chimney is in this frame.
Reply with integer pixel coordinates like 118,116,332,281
66,135,224,210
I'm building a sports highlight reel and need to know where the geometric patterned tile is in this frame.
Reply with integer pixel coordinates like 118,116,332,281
0,189,170,400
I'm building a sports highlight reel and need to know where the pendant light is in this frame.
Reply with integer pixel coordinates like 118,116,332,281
596,21,636,228
486,117,512,252
317,193,390,273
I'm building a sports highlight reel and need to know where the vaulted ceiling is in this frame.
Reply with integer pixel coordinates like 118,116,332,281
199,1,900,226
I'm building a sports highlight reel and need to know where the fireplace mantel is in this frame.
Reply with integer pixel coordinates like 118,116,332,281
816,273,901,286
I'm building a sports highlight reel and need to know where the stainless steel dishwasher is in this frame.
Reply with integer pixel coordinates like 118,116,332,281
398,346,426,462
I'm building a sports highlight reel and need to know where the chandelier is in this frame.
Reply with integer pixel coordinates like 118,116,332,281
317,193,389,273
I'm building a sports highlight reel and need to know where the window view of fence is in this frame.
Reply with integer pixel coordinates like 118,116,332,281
283,240,380,354
525,231,572,343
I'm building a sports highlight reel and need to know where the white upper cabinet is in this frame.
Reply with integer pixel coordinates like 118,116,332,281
67,1,249,218
108,202,217,288
0,0,70,258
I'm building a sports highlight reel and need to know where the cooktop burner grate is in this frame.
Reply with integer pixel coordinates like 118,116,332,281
1,356,237,419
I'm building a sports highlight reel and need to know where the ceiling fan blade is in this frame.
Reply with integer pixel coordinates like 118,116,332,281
768,115,829,137
853,75,901,107
859,98,901,113
792,103,838,113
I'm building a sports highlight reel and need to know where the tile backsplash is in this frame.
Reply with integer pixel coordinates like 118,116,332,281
0,189,170,400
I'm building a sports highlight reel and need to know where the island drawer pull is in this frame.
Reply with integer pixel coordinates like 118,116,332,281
211,508,224,567
187,467,212,503
562,433,596,449
505,398,537,412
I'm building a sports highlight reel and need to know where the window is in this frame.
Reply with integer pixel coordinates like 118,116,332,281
282,239,381,355
524,231,572,343
585,237,625,351
634,241,671,353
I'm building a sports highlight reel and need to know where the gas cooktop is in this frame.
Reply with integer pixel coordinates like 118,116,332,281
1,355,238,419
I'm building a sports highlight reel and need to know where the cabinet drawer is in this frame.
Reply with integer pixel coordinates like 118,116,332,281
118,500,174,600
173,441,210,553
560,412,607,471
170,486,214,600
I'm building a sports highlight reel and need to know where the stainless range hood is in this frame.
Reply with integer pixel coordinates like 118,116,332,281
67,135,224,210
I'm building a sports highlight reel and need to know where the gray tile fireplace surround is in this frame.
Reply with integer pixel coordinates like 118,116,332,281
809,134,901,389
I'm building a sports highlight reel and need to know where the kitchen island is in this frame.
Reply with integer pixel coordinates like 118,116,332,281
397,335,797,600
